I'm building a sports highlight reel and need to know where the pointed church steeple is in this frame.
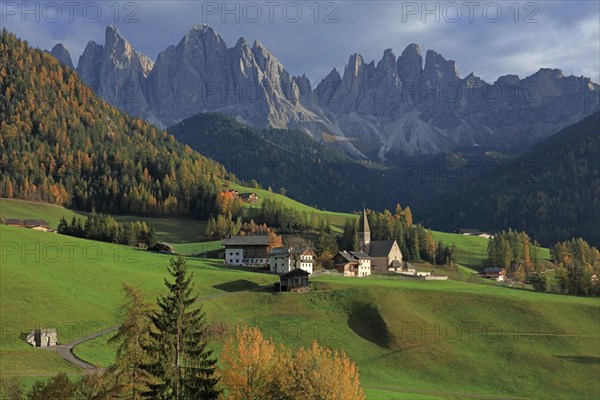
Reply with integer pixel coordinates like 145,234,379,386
358,207,371,253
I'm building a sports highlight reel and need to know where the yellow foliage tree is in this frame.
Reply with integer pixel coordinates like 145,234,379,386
219,325,280,400
279,340,365,400
219,327,366,400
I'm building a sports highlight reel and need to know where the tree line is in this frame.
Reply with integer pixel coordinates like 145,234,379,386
57,210,156,248
485,230,600,297
552,238,600,296
486,229,541,281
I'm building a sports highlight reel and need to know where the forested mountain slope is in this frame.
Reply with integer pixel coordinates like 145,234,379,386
424,111,600,246
0,29,225,217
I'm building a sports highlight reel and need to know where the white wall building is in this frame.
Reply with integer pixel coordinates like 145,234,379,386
269,247,314,275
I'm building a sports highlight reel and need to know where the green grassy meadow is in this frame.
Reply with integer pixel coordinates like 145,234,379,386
1,224,598,399
0,198,204,243
229,183,355,232
2,197,536,272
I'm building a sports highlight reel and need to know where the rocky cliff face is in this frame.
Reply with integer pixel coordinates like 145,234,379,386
76,26,156,125
59,25,599,159
49,43,73,69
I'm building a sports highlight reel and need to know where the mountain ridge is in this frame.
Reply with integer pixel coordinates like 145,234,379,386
51,24,599,159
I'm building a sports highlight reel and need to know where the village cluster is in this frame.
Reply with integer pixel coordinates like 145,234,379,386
222,209,449,291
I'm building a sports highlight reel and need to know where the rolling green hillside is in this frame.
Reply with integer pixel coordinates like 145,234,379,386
0,197,552,270
228,183,354,232
0,225,277,379
1,225,597,399
0,198,202,243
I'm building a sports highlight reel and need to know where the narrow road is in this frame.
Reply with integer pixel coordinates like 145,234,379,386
45,326,119,371
50,284,274,371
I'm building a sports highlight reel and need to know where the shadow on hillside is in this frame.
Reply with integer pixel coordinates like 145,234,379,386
347,302,392,349
555,355,600,365
213,280,260,292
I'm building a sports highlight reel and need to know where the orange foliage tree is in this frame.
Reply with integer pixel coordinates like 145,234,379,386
219,326,281,400
219,326,365,400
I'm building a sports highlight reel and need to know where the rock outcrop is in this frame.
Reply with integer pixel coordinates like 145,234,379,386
49,43,73,69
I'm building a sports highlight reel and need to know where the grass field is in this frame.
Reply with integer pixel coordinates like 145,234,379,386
0,225,277,379
1,225,598,399
428,230,552,270
229,183,356,232
0,198,204,243
1,198,553,272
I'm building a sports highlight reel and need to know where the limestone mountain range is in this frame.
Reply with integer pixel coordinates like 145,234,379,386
50,24,600,160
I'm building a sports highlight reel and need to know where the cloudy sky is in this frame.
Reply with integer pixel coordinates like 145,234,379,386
2,1,598,84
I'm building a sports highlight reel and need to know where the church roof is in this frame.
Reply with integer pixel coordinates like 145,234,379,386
359,208,370,233
369,240,397,257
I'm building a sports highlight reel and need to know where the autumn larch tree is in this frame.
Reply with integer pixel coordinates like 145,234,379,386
219,325,281,400
107,284,153,399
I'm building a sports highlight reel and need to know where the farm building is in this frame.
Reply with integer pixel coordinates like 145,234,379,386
456,228,494,239
333,250,372,277
239,192,259,203
269,247,314,275
279,268,310,292
223,233,282,266
4,218,54,232
5,218,22,227
482,267,507,282
148,242,175,254
25,328,58,347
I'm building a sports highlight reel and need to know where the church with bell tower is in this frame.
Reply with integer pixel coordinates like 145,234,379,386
357,207,403,273
358,207,371,254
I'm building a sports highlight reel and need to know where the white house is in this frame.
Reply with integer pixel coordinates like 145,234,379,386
332,251,372,277
25,328,57,347
268,247,314,275
222,234,282,266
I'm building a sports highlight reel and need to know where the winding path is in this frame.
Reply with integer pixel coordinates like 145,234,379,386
50,284,273,371
45,326,119,371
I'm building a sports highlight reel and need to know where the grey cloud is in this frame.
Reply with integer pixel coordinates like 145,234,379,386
2,0,598,83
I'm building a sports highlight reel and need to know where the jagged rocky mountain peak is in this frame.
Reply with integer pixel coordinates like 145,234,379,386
50,43,73,69
402,43,422,57
62,24,599,158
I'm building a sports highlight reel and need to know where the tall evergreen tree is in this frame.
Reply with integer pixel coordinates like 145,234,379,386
142,256,220,399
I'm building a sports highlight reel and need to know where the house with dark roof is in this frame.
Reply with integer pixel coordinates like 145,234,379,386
358,208,403,272
279,268,310,292
482,267,506,282
239,192,259,204
222,233,282,266
456,228,494,239
5,218,23,226
332,250,372,277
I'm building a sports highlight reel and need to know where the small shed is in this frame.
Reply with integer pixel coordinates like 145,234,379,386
279,268,310,292
25,328,58,347
147,242,175,254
